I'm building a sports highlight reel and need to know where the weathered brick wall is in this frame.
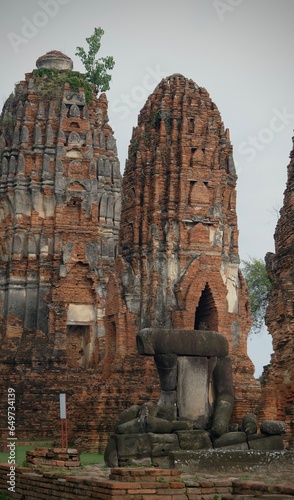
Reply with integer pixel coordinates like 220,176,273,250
0,355,158,452
262,136,294,448
0,59,265,451
1,464,293,499
0,52,142,451
0,53,121,367
105,74,261,422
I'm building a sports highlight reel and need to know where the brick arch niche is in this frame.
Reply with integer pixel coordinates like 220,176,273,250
194,282,218,331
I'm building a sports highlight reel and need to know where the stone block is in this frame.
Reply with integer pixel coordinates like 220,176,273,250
218,441,248,451
146,416,173,434
242,414,258,435
172,421,193,431
213,357,234,397
248,434,284,451
116,405,141,425
149,432,179,457
157,391,177,421
152,455,171,468
137,329,228,357
116,433,151,459
155,353,177,391
170,450,294,473
260,420,286,435
177,356,209,423
213,431,247,448
176,430,212,450
210,394,234,437
104,436,118,467
115,418,143,434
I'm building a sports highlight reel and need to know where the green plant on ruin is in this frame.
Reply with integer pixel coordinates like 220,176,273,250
152,109,161,130
144,131,152,146
151,109,173,134
75,27,115,92
32,69,93,104
157,476,167,482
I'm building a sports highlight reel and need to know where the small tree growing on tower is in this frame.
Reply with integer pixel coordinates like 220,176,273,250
75,27,115,92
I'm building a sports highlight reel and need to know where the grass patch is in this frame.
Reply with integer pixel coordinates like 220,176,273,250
80,453,104,466
0,445,104,467
0,445,35,466
0,493,9,500
32,68,94,104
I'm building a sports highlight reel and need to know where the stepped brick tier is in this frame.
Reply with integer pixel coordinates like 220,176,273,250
0,52,158,451
26,447,80,468
262,136,294,448
104,73,261,422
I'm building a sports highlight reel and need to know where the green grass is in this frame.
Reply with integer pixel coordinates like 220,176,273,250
0,493,9,500
80,453,104,466
0,445,35,466
0,446,104,467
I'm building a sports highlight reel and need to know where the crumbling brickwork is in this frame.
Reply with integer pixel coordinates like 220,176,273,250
0,59,264,451
105,74,261,422
262,136,294,448
0,52,158,451
0,51,121,366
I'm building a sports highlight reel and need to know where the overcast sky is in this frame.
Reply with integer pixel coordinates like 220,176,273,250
1,0,293,375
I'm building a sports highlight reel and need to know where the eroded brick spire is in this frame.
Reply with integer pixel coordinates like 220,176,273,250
105,74,260,422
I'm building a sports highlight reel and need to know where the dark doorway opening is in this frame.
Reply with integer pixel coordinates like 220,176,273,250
194,283,218,331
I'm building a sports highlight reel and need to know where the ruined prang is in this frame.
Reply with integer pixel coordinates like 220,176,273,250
0,62,267,451
0,52,133,450
263,135,294,448
104,74,261,422
0,51,121,367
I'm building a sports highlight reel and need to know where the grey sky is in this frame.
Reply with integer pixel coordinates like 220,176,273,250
1,0,293,375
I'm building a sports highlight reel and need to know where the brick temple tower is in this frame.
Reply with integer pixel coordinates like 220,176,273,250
0,52,158,451
105,74,261,420
262,136,294,447
0,51,121,368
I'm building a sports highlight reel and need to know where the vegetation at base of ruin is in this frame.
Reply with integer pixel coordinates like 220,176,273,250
75,27,115,92
0,493,9,500
0,446,104,467
241,257,272,334
80,452,104,465
32,68,93,104
157,476,167,482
